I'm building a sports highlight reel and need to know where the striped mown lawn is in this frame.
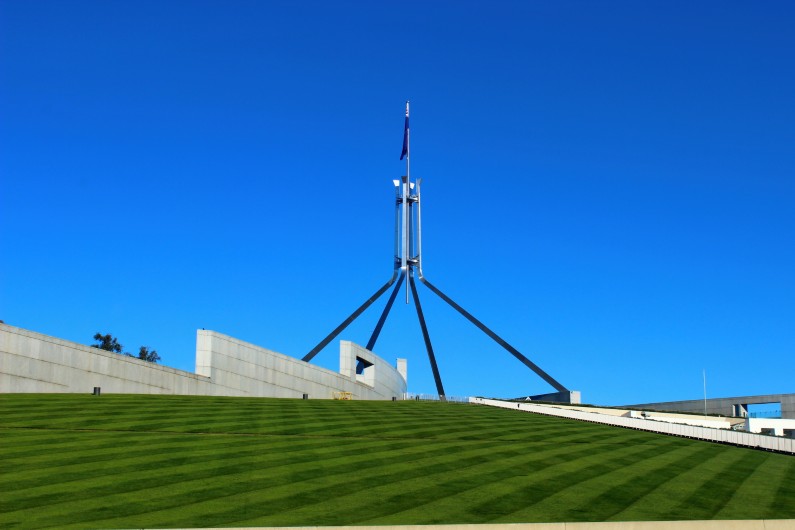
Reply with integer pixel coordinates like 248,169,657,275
0,394,793,529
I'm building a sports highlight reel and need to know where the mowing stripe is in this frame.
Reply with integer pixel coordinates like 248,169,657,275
1,435,373,502
666,447,787,520
518,443,724,522
323,436,682,526
1,434,430,517
413,437,687,524
224,435,616,527
33,437,530,527
714,453,793,519
5,435,502,526
769,456,795,516
1,394,793,529
608,447,751,521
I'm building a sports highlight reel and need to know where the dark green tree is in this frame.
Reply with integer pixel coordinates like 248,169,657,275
136,346,160,364
91,333,162,363
91,333,123,354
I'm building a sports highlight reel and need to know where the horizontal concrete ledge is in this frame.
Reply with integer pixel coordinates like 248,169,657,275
181,520,795,530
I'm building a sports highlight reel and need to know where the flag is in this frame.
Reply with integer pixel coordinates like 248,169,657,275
400,102,409,160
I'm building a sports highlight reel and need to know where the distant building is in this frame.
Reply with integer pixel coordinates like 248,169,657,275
627,394,795,420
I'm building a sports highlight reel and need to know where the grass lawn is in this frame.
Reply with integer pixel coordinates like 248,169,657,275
0,394,793,529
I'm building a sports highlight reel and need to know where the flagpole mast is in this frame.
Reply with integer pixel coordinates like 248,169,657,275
403,101,411,303
406,101,410,181
306,102,573,403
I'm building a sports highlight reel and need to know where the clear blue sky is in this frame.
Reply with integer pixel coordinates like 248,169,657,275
1,1,793,405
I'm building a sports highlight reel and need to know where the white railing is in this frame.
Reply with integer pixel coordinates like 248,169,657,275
470,397,795,455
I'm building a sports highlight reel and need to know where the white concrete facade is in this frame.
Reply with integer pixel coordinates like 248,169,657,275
194,330,407,400
746,417,795,437
0,323,406,400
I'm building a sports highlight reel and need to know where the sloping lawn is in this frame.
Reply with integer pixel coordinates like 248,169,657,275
1,394,793,529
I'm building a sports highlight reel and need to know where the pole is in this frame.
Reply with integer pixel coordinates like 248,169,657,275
703,369,707,416
416,178,422,271
403,101,411,303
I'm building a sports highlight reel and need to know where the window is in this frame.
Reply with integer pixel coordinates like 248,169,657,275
748,403,782,419
355,356,374,387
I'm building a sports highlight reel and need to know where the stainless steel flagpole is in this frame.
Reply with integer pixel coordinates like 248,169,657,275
403,101,411,303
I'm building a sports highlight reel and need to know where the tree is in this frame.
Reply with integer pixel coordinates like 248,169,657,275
136,346,160,364
90,333,162,363
91,333,123,354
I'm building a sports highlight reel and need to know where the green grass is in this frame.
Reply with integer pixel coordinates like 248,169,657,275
0,394,793,529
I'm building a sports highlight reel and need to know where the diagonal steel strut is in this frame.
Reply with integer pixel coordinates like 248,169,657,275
302,269,399,362
417,271,568,393
409,271,446,400
367,269,406,351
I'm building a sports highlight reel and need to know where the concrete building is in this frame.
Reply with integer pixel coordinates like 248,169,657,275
0,323,407,400
745,417,795,438
628,394,795,420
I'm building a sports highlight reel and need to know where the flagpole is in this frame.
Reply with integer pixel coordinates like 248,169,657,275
404,101,410,303
406,101,410,180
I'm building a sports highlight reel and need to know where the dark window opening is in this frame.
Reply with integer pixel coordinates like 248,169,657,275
356,358,369,375
355,356,374,386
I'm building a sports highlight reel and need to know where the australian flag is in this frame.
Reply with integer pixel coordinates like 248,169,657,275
400,102,409,160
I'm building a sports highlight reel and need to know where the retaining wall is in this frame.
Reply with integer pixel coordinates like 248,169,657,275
0,323,406,400
195,330,406,399
471,397,795,455
0,324,213,395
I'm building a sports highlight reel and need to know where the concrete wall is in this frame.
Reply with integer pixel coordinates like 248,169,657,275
0,324,213,395
628,394,795,419
339,341,407,399
472,397,795,455
0,323,406,400
195,330,406,400
531,404,742,429
746,418,795,437
623,410,733,429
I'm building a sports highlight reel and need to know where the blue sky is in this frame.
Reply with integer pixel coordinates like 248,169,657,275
1,1,793,405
